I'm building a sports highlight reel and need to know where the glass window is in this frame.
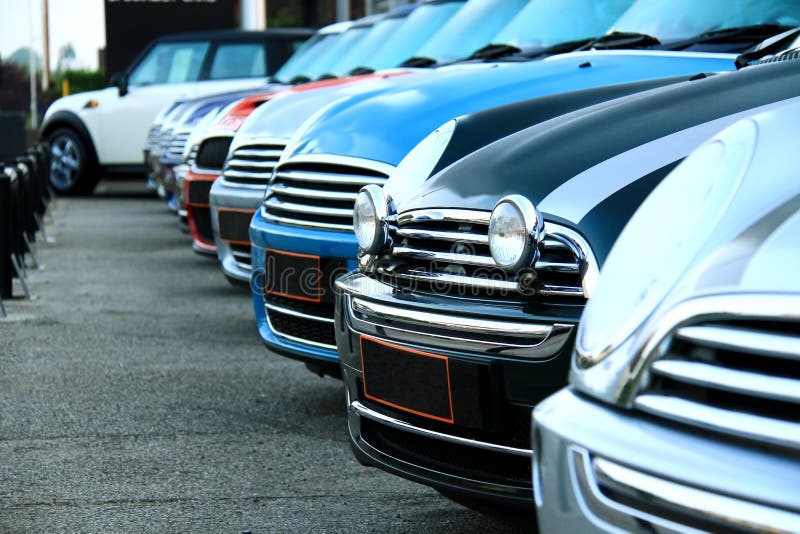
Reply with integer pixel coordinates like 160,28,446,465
492,0,634,49
369,1,466,68
270,33,326,81
209,43,267,80
327,16,406,75
612,0,800,42
304,26,372,78
414,0,529,63
129,41,210,86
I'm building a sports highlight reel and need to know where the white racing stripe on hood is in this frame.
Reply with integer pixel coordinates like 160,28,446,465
538,96,800,224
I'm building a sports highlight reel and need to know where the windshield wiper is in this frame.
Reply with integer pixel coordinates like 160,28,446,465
349,66,375,76
316,73,339,81
398,56,438,68
734,26,800,68
287,75,312,85
578,31,660,50
666,24,795,51
517,37,598,59
467,43,522,60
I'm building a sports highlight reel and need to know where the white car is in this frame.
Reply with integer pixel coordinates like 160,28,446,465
40,29,311,195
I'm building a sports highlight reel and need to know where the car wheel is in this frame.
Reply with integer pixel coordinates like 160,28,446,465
47,127,99,195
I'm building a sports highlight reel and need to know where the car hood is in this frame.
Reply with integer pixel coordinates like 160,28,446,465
398,59,800,265
231,68,437,147
281,50,739,166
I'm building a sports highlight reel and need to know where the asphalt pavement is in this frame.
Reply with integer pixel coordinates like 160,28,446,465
0,180,534,532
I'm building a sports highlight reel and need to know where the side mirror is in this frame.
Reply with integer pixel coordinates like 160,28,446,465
110,71,128,97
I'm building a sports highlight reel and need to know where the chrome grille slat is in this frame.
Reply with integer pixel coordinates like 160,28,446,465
635,394,800,450
376,268,521,291
392,246,496,268
263,158,391,231
651,359,800,404
395,228,488,245
675,325,800,361
275,169,386,186
228,159,278,170
221,143,285,185
270,183,358,202
265,197,353,218
234,148,283,159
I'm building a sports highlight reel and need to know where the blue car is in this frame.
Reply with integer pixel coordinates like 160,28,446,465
250,0,798,375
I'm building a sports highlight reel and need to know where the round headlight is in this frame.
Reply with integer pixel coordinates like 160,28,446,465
354,184,393,254
489,195,543,272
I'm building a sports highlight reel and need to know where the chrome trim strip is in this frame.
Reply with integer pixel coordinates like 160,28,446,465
538,285,584,297
233,148,283,159
224,169,274,180
352,297,552,338
591,451,800,532
569,446,693,533
534,260,580,273
265,307,336,350
264,197,352,218
190,165,223,175
278,154,396,177
352,400,531,457
265,302,334,324
270,183,358,202
377,268,520,291
229,159,279,170
261,207,353,231
651,359,800,404
231,250,252,262
395,228,489,245
634,394,800,450
675,324,800,361
274,169,386,186
398,209,491,225
391,246,496,268
218,178,267,191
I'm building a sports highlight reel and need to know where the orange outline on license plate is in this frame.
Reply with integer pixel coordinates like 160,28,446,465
360,335,455,424
265,248,322,303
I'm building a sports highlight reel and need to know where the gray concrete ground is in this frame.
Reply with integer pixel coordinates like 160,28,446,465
0,180,534,532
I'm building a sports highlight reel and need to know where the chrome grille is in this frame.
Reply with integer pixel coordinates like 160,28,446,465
222,143,285,185
186,144,199,167
263,158,392,231
635,313,800,449
157,127,174,154
145,125,162,151
167,130,191,159
371,209,593,300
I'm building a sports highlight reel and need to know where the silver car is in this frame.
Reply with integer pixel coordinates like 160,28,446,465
533,100,800,531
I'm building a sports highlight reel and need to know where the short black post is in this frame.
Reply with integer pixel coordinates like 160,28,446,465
0,165,12,299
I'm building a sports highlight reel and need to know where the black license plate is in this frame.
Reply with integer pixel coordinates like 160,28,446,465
218,209,254,244
361,336,455,423
265,248,321,302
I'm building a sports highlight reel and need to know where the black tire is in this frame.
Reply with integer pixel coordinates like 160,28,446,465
46,127,99,195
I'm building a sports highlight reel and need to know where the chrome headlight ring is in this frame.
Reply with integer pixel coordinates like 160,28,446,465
489,194,544,273
354,184,396,254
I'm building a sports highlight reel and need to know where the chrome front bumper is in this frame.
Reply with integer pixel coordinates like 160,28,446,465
209,177,266,282
336,271,580,507
534,388,800,532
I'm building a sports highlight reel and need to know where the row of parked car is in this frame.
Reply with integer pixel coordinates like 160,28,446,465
40,0,800,529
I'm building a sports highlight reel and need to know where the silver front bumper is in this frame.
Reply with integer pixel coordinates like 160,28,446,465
534,389,800,533
209,177,266,282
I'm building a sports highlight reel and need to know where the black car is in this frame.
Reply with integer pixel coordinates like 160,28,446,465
335,56,800,509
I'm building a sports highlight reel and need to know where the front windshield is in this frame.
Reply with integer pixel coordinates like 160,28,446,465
414,0,529,63
492,0,634,49
612,0,800,41
272,33,326,82
328,16,407,75
304,25,373,78
369,1,466,67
